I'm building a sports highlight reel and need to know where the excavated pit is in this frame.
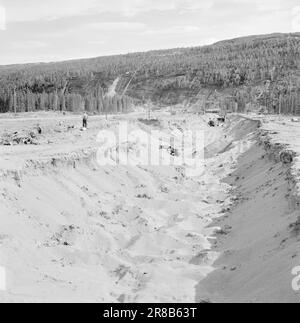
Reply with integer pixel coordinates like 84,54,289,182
0,113,299,303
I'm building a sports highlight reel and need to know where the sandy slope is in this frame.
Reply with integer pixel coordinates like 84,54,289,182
196,115,300,303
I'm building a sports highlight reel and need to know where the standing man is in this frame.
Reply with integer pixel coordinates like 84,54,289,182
83,112,88,129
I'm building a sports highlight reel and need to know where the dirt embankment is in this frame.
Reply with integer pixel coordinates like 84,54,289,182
196,116,300,303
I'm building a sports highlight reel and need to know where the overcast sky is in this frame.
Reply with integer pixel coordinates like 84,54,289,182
0,0,299,65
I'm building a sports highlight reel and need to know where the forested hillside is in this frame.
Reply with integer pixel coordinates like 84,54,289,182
1,32,300,114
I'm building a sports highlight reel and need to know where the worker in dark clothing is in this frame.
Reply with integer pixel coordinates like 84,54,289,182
83,112,88,129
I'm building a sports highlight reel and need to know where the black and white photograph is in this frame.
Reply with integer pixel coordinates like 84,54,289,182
0,0,300,306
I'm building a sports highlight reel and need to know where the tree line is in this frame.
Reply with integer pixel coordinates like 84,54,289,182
0,85,133,114
0,32,300,114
